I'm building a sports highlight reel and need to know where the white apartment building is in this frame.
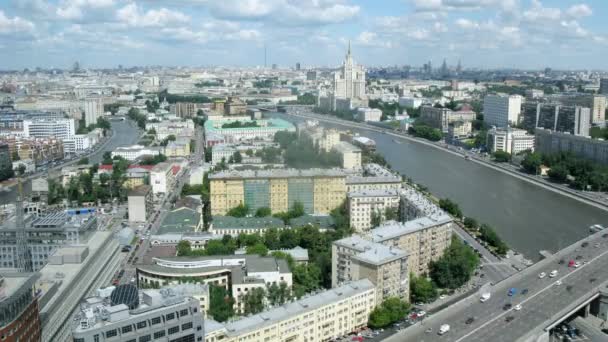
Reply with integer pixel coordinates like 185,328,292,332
71,287,205,342
82,98,103,127
63,134,93,154
333,141,362,170
348,189,400,232
128,185,153,222
356,107,382,122
111,145,162,161
483,94,523,128
398,97,427,108
487,127,535,155
346,174,402,193
332,236,409,303
22,118,76,140
205,279,376,342
150,162,175,195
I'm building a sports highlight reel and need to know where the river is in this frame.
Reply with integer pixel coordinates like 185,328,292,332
273,112,608,259
0,119,142,205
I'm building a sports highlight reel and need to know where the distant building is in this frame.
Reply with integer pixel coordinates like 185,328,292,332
333,141,362,169
71,286,205,342
0,273,42,342
558,94,606,125
356,107,382,122
306,70,317,81
22,118,76,140
420,106,475,133
157,207,203,234
447,120,472,140
204,118,295,143
301,127,341,152
535,128,608,165
269,246,309,264
483,94,523,128
486,127,535,155
295,62,301,71
224,97,247,116
522,103,591,137
334,43,366,101
128,185,153,223
82,98,103,127
150,162,176,195
170,102,199,118
525,89,544,100
398,96,427,109
111,145,161,161
599,78,608,95
208,216,285,236
0,143,12,180
1,136,64,166
332,236,409,303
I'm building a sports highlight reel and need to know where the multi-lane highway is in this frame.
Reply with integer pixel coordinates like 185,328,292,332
385,229,608,342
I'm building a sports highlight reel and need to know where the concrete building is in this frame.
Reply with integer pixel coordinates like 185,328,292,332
334,43,366,103
0,272,42,342
333,141,362,169
0,210,98,271
356,107,382,122
269,246,309,265
61,164,92,186
39,231,122,341
345,174,402,193
210,142,279,166
483,94,523,128
170,102,199,118
600,78,608,95
419,106,476,133
1,136,64,166
224,97,247,116
164,138,191,158
22,118,76,140
447,120,472,140
301,127,341,153
332,236,408,302
157,207,203,235
523,103,591,137
525,89,544,99
82,98,103,127
71,286,205,342
348,189,400,232
535,128,608,165
127,185,153,223
208,216,285,237
486,127,535,154
150,162,175,195
209,169,347,216
370,214,453,276
204,279,375,342
559,94,606,125
111,145,161,161
204,118,295,143
0,143,12,179
149,232,219,251
398,97,427,109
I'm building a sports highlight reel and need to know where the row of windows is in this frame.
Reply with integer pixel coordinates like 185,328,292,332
104,308,196,338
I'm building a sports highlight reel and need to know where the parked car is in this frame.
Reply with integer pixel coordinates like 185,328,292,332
508,288,517,296
539,272,546,279
549,270,558,278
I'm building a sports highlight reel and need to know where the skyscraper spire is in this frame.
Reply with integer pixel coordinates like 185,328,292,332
15,178,33,273
347,40,351,57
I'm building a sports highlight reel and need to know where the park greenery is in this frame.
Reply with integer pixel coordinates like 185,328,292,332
408,123,443,141
158,89,213,104
429,237,480,289
273,131,342,169
280,93,317,105
522,151,608,191
410,274,438,304
368,297,411,329
77,117,111,134
438,198,463,219
222,121,260,129
139,154,167,165
209,285,234,322
492,151,511,163
127,108,147,129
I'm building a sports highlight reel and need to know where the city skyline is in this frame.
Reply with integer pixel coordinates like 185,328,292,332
1,0,608,70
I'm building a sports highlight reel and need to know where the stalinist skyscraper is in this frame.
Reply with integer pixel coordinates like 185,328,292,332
318,42,368,111
333,41,366,99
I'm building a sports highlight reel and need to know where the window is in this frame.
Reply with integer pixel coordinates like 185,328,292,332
74,339,85,342
182,322,193,330
166,313,176,321
168,326,180,335
137,321,147,329
179,309,189,317
122,325,133,334
139,335,151,342
151,317,162,325
197,325,202,331
94,335,100,342
106,329,118,338
154,330,166,339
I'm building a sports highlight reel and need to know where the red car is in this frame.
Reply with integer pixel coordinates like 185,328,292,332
568,260,575,267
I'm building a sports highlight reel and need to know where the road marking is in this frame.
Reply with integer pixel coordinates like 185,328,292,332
454,246,608,342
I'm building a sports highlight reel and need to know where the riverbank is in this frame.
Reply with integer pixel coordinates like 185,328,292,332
285,111,608,213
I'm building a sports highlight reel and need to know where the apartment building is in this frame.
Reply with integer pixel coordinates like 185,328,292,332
522,102,591,137
72,286,205,342
209,169,347,216
419,106,476,133
345,174,401,193
348,189,400,232
483,94,523,128
164,138,191,158
111,145,162,161
150,162,176,195
1,137,64,165
204,118,295,143
558,94,606,124
486,127,535,154
356,107,382,122
128,185,154,223
82,98,103,127
332,236,408,302
535,128,608,165
22,118,76,140
370,214,453,275
301,127,341,152
333,141,362,170
208,216,285,236
170,102,200,118
205,279,376,342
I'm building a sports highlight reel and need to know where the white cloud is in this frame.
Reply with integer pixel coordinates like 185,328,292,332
56,0,115,20
0,11,35,34
566,4,592,18
523,0,561,21
455,18,479,29
116,3,190,28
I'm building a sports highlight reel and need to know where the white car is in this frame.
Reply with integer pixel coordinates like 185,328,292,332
555,280,563,286
417,311,427,318
480,293,491,302
538,272,546,279
514,304,522,311
549,270,558,278
574,262,581,268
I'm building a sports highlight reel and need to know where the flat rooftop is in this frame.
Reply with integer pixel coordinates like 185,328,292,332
209,168,349,180
334,235,408,265
370,214,453,242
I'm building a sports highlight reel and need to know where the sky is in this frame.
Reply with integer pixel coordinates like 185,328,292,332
1,0,607,70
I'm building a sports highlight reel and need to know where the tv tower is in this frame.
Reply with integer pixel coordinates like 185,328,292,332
15,178,33,272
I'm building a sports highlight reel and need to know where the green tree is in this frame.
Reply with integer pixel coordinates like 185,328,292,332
492,151,511,163
292,263,322,298
410,274,438,303
371,210,382,227
241,287,266,315
11,151,19,161
102,151,113,164
430,237,480,289
233,151,243,163
438,198,463,219
227,203,249,217
478,224,509,256
267,282,292,306
246,243,269,256
279,229,299,249
463,217,479,230
368,297,410,329
77,157,89,165
547,164,569,183
96,117,111,130
16,164,26,176
264,228,281,250
209,285,234,322
177,240,192,256
521,152,542,174
255,207,272,217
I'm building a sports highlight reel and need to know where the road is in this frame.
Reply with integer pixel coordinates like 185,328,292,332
384,229,608,342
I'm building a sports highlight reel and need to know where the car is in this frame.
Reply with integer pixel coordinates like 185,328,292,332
575,255,583,260
595,243,600,248
465,317,475,325
590,278,597,283
568,260,575,267
439,294,447,300
425,328,433,334
503,304,512,310
558,259,565,265
582,242,589,247
438,324,450,335
417,311,426,318
505,316,515,323
603,233,608,238
574,262,581,268
514,304,522,311
549,270,558,278
539,272,547,279
480,293,491,302
555,280,563,286
521,289,529,295
508,288,517,296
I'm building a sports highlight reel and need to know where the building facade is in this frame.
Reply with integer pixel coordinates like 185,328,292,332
523,103,591,137
333,142,362,170
334,43,366,101
128,185,153,223
22,118,76,140
0,273,42,342
348,189,400,232
486,127,535,154
82,98,103,127
483,94,523,128
535,128,608,165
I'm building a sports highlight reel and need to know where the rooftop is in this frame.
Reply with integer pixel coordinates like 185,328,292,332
128,185,151,197
348,189,399,198
334,235,408,265
270,246,309,262
205,118,295,132
209,168,349,180
211,216,285,229
370,214,453,242
157,207,201,235
289,214,335,229
333,141,362,153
